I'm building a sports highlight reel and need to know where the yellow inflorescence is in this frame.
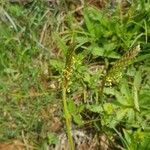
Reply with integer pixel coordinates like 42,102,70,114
105,45,140,85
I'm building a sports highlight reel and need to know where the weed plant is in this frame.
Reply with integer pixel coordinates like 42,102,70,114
0,0,150,149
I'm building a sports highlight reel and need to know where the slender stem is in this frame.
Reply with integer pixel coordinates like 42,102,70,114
62,86,74,150
62,43,76,150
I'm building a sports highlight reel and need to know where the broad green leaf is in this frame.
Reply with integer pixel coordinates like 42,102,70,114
104,87,116,95
83,8,95,37
103,43,115,51
75,36,90,49
123,129,132,146
77,105,85,113
116,109,128,122
120,79,132,104
132,71,141,111
73,114,84,126
104,88,129,106
47,133,58,145
86,104,103,113
90,45,104,56
104,51,120,58
68,99,77,115
103,103,114,115
50,59,64,72
136,53,150,62
109,108,128,128
126,109,135,123
134,70,142,91
114,90,130,106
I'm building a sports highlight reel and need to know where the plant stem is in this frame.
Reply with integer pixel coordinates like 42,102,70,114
62,86,74,150
62,43,76,150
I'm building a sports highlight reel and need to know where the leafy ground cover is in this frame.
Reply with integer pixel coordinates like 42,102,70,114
0,0,150,149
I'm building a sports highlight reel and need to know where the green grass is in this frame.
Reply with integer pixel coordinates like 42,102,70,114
0,1,59,146
0,0,150,149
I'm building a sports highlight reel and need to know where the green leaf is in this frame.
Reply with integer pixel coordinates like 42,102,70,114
68,99,77,115
133,86,140,111
120,79,132,103
134,70,142,91
136,53,150,62
47,133,58,145
123,129,132,146
103,43,115,51
84,8,95,37
86,104,103,113
116,109,128,122
90,45,104,56
126,109,135,123
50,59,64,72
75,36,89,49
103,103,114,115
114,90,130,106
73,114,84,126
53,32,68,55
77,105,85,113
132,71,142,111
104,87,116,95
105,51,120,58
